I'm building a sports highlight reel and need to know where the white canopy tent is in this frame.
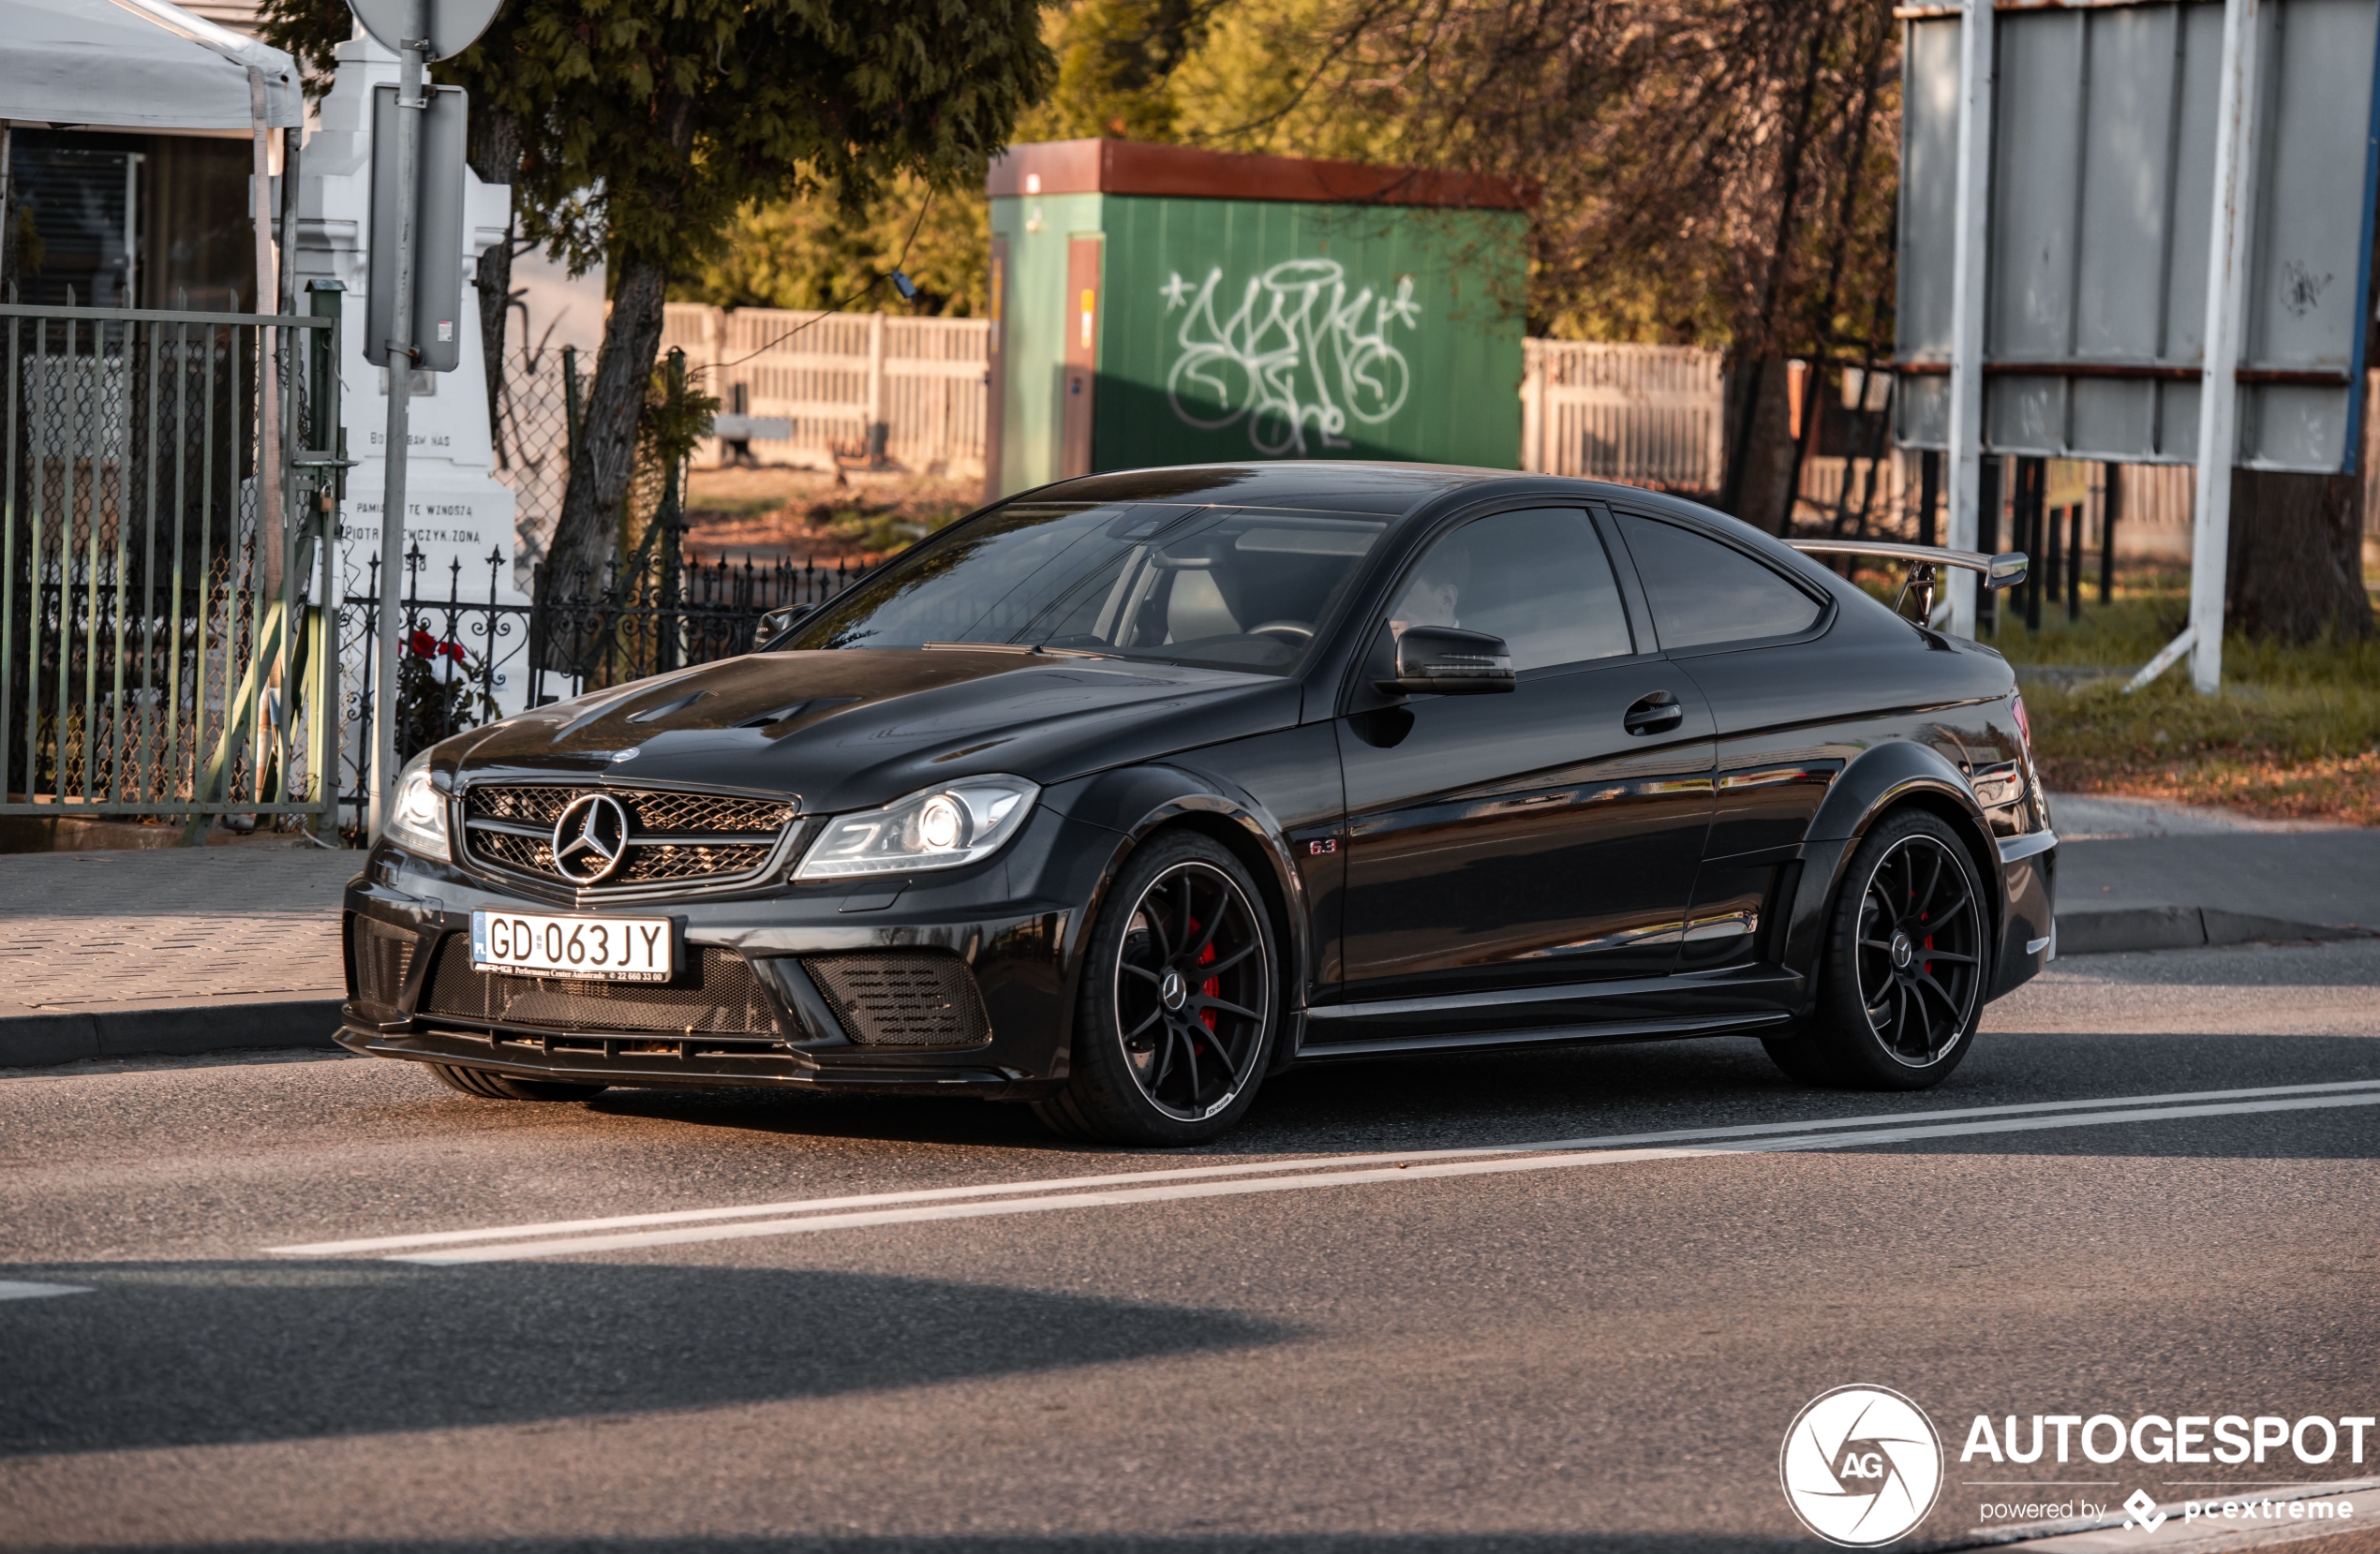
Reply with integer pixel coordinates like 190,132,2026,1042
2,0,310,623
1,0,305,313
1,0,304,131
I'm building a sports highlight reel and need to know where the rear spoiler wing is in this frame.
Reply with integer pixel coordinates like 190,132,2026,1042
1786,540,2029,622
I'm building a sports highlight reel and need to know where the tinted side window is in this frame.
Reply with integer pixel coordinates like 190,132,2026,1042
1391,508,1633,671
1616,514,1822,649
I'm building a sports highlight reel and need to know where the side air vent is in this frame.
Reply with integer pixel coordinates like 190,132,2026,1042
802,953,992,1048
349,915,417,1006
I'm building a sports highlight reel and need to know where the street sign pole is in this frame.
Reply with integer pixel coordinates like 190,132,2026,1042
1943,0,1994,639
2186,0,2262,694
368,0,428,841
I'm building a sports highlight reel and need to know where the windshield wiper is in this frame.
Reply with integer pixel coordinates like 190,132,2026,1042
920,641,1119,659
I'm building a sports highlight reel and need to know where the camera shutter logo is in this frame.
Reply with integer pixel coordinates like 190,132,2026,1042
1779,1385,1944,1547
552,793,631,884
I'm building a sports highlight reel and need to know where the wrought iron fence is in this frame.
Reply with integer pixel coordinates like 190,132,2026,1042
335,541,875,832
3,301,341,832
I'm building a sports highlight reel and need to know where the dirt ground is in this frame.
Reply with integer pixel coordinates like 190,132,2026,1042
681,466,983,566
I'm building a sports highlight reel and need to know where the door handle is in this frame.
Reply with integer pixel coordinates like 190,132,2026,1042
1624,689,1684,736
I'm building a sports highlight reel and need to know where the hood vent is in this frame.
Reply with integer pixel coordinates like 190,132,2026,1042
461,785,797,893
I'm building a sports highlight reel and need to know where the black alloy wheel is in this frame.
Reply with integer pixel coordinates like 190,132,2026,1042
1034,833,1280,1145
1766,808,1988,1089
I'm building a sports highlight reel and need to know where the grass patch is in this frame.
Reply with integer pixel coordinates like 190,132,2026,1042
1960,570,2380,824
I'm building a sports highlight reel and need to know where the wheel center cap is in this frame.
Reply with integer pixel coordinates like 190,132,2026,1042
1159,969,1188,1011
1889,930,1914,969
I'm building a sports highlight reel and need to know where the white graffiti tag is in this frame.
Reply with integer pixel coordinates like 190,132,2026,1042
1160,259,1420,456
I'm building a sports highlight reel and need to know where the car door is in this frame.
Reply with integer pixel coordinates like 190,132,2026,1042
1604,510,1841,973
1327,506,1716,1017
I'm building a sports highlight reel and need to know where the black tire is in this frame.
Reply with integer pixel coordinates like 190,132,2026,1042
1034,832,1283,1146
426,1061,609,1103
1766,808,1990,1090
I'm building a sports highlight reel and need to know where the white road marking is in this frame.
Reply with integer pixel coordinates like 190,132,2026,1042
0,1280,93,1301
312,1086,2380,1265
268,1077,2380,1259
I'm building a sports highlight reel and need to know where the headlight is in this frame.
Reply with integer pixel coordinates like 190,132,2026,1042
385,749,449,862
796,776,1039,880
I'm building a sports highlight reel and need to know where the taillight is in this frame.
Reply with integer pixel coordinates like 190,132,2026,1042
2010,693,2033,754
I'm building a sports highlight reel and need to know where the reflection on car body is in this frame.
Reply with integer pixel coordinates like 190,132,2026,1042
342,462,2055,1144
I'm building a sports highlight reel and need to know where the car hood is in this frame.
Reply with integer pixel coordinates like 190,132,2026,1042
447,649,1300,814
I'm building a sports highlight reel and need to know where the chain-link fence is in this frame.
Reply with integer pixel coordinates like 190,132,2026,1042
489,341,576,592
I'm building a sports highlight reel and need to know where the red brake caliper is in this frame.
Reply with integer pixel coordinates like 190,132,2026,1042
1195,920,1219,1033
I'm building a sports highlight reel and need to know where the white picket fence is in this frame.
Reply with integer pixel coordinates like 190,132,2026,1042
1519,340,1727,493
662,304,990,478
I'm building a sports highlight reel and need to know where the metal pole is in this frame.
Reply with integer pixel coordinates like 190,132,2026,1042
2187,0,2262,694
2100,462,2120,602
371,0,429,840
1944,0,1996,638
248,67,285,599
1918,448,1941,549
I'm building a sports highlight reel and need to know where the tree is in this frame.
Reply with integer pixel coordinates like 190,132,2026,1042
1113,0,1902,513
2226,471,2374,644
263,0,1055,594
676,175,993,317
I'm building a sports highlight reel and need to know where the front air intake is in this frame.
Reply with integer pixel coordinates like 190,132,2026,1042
423,940,781,1036
801,953,992,1048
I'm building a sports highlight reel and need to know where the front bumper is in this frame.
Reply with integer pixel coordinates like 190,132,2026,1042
340,806,1128,1098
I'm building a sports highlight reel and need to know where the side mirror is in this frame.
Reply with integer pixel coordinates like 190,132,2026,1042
1986,553,2029,590
1379,626,1515,696
758,603,812,641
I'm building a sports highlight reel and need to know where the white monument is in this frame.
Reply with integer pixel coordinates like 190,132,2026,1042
292,31,528,642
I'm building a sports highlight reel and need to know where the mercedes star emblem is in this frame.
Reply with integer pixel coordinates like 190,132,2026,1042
551,792,632,884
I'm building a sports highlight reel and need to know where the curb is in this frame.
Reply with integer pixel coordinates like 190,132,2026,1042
1,905,2366,1069
0,995,344,1069
2055,906,2373,956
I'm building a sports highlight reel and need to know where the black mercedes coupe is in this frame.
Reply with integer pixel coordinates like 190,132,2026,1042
342,462,2055,1144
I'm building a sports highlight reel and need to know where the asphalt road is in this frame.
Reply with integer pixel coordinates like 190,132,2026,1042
4,940,2377,1554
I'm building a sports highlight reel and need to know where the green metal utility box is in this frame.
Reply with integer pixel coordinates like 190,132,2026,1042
984,140,1532,497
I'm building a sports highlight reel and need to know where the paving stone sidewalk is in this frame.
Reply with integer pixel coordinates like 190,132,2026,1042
0,847,359,1065
0,847,355,1015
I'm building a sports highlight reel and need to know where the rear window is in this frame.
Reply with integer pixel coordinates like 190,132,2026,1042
1617,513,1823,649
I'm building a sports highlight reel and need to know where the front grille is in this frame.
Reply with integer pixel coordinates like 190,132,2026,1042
617,842,776,883
348,915,416,1005
423,938,781,1036
461,784,796,891
803,953,992,1048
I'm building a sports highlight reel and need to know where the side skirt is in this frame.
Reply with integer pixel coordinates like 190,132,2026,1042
1291,1009,1793,1061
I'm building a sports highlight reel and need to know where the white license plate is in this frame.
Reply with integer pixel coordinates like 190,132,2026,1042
470,910,675,983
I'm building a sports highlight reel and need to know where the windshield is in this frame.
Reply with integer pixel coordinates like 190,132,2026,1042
781,502,1389,675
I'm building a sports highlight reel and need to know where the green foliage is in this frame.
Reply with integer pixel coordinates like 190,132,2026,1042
259,0,1056,285
674,177,992,316
1019,0,1225,141
621,354,721,557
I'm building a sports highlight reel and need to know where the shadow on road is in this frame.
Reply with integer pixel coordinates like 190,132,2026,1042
0,1262,1287,1457
484,1026,2380,1165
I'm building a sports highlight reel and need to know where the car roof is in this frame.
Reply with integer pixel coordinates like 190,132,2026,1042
1023,462,1759,532
1027,462,1533,518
